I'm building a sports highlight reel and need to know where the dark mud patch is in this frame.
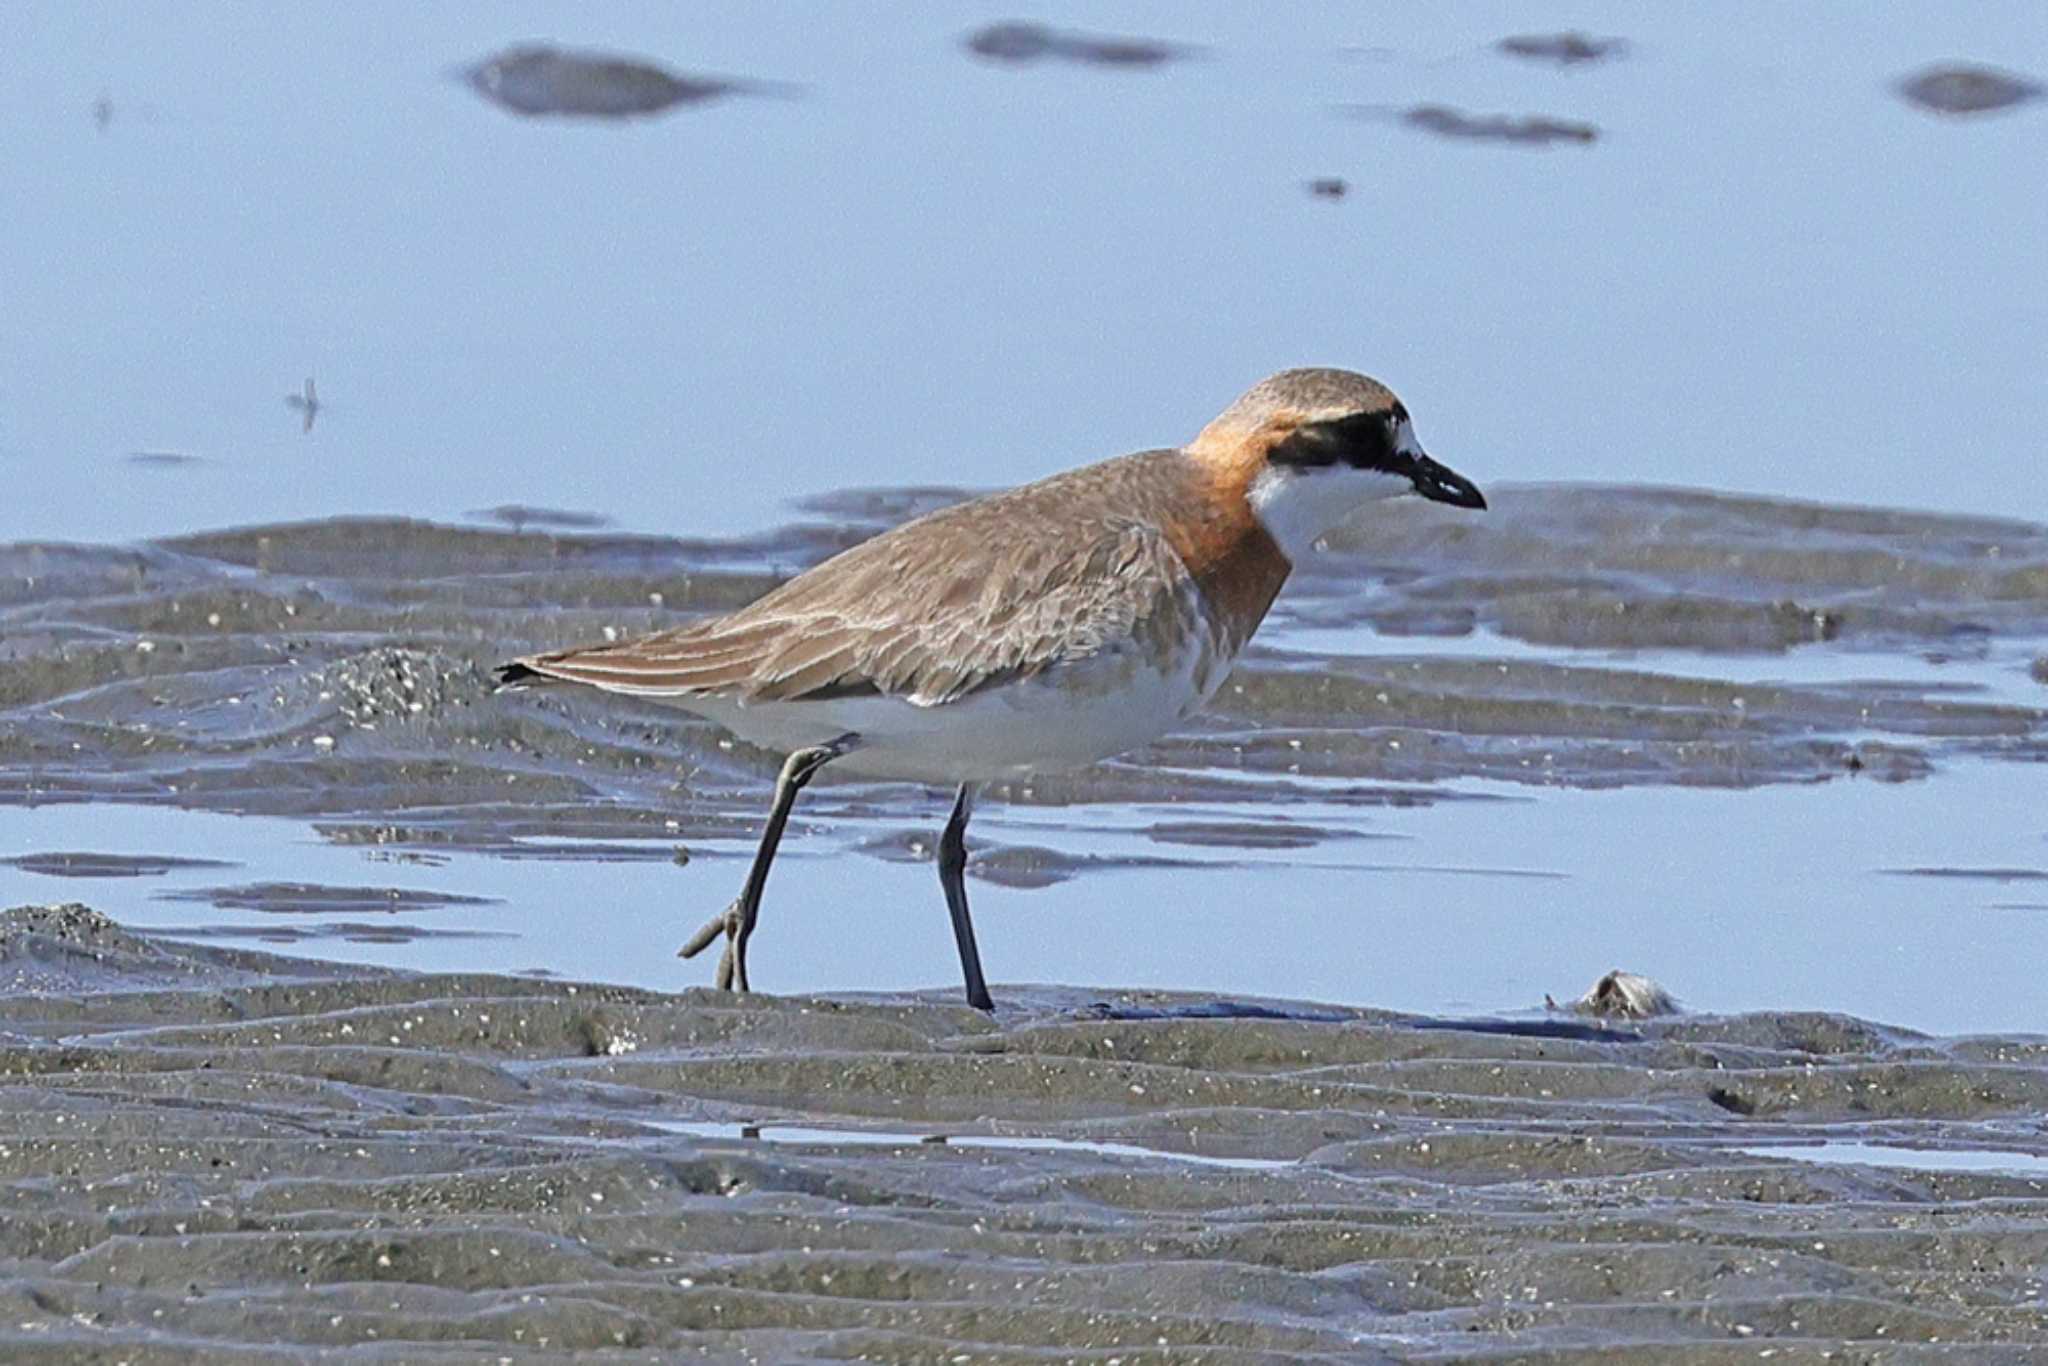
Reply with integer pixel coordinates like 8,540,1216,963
1884,865,2048,883
1345,102,1600,146
150,920,517,945
1311,483,2048,650
4,902,2048,1358
1497,31,1628,67
1142,817,1377,851
963,21,1195,69
466,502,613,531
968,843,1205,889
1,851,236,878
315,818,703,864
457,43,798,120
854,831,1206,888
154,882,502,915
1894,62,2043,116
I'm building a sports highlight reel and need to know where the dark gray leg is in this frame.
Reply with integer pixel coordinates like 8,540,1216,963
937,783,994,1011
678,734,857,994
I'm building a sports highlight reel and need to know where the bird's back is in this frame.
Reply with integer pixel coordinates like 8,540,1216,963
510,446,1291,709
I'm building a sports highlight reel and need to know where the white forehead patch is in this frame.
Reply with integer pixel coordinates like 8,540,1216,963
1394,416,1419,455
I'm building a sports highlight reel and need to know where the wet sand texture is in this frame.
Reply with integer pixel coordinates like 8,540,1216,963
4,902,2048,1358
1,487,2040,864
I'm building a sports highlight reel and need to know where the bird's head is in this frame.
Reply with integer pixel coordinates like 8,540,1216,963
1192,368,1486,563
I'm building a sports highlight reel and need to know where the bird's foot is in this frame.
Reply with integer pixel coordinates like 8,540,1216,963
678,896,752,993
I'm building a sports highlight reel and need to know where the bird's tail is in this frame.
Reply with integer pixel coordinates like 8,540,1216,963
492,660,554,692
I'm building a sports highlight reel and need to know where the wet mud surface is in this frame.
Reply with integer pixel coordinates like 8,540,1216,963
4,903,2048,1360
1,852,236,879
1,484,2040,866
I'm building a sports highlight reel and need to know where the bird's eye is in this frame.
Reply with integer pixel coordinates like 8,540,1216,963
1270,412,1407,472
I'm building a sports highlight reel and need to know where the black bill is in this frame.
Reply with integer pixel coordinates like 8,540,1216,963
1407,452,1487,510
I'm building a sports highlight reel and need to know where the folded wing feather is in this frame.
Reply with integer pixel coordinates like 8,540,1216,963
511,514,1194,708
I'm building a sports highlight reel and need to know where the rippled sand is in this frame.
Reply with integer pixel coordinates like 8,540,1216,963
4,902,2047,1359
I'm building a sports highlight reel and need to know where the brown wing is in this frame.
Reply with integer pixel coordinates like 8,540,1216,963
506,469,1201,707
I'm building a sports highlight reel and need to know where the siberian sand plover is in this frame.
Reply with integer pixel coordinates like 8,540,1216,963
498,368,1485,1010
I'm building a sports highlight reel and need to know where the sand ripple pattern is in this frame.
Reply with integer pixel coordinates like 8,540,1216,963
3,904,2047,1358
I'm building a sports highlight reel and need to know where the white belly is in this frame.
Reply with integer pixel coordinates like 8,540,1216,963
666,632,1229,782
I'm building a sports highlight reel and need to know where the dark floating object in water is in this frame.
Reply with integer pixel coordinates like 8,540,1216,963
458,43,797,120
2,852,236,879
1496,32,1627,67
1344,102,1598,147
126,451,204,468
1894,63,2043,116
469,503,615,531
285,377,319,433
1306,176,1348,200
964,21,1193,69
92,92,114,132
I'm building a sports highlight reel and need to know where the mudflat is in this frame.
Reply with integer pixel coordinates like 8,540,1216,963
3,901,2047,1360
2,487,2046,1355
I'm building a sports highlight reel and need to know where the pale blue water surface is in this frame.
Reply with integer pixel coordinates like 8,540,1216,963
1,4,2044,541
2,5,2046,1036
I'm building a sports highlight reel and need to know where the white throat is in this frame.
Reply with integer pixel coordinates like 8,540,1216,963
1247,463,1411,564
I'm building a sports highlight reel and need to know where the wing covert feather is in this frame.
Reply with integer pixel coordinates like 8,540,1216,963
525,510,1197,706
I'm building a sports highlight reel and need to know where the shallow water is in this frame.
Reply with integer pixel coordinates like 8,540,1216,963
5,7,2046,545
651,1120,1298,1172
1741,1141,2048,1178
